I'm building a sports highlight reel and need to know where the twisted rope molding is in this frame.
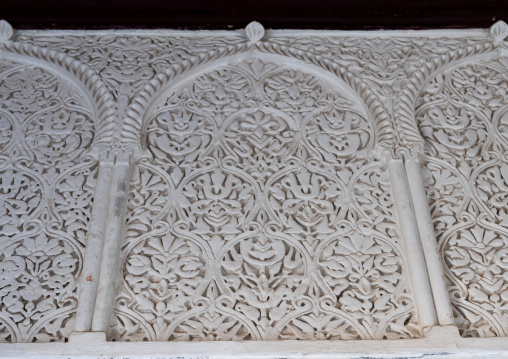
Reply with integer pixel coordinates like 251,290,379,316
122,43,249,149
0,40,118,154
121,40,395,152
395,41,499,149
7,23,496,156
257,42,394,148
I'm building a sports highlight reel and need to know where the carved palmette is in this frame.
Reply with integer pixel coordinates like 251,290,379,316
2,23,508,344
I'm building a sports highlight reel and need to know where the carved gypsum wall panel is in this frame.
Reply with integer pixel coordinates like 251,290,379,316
6,24,508,345
109,57,419,341
0,58,98,342
14,33,247,143
417,57,508,337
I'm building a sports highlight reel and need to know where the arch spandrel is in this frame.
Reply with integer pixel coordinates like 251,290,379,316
7,20,508,354
121,45,397,154
0,40,118,154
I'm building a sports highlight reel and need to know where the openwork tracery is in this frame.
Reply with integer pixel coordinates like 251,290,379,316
417,58,508,337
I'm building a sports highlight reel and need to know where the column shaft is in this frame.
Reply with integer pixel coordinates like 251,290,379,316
405,157,455,326
387,156,438,332
91,161,131,333
74,161,114,332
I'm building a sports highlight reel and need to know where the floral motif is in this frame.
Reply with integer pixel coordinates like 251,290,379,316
124,164,172,239
221,234,305,339
264,69,324,116
418,59,508,337
169,283,254,341
353,164,398,237
0,167,42,237
475,162,508,220
419,101,488,158
422,157,467,232
113,58,416,341
180,167,255,243
8,27,506,344
0,112,14,150
0,231,80,342
224,110,297,184
53,165,98,246
444,224,508,337
0,66,58,118
318,232,417,339
121,232,207,340
0,58,98,342
305,107,372,165
24,106,94,167
146,106,213,166
268,166,344,251
191,68,251,125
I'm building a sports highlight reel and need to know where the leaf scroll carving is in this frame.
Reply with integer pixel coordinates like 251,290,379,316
418,59,508,337
111,57,418,341
9,27,508,344
0,59,98,342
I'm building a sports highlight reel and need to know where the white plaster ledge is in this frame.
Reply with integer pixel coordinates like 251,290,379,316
1,328,508,359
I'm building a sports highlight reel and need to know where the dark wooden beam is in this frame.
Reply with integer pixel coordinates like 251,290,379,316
3,0,506,30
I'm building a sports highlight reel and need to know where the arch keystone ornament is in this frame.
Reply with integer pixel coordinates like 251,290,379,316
490,20,508,45
1,18,508,359
245,21,265,43
0,20,13,43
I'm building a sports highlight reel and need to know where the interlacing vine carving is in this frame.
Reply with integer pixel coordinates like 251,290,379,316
110,58,418,341
418,59,508,337
0,60,98,342
2,25,508,344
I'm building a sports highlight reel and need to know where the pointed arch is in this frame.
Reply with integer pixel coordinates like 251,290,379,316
121,41,395,152
1,40,117,152
396,40,498,148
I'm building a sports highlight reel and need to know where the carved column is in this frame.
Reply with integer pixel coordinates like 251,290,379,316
75,158,115,332
404,149,456,328
91,154,132,333
387,152,438,332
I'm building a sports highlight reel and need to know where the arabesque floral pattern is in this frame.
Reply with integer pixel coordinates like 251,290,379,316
0,24,506,343
0,60,98,342
418,59,508,337
110,58,418,341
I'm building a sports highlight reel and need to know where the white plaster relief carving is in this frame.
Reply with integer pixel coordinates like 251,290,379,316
0,58,99,342
0,20,508,352
417,57,508,337
108,56,419,342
